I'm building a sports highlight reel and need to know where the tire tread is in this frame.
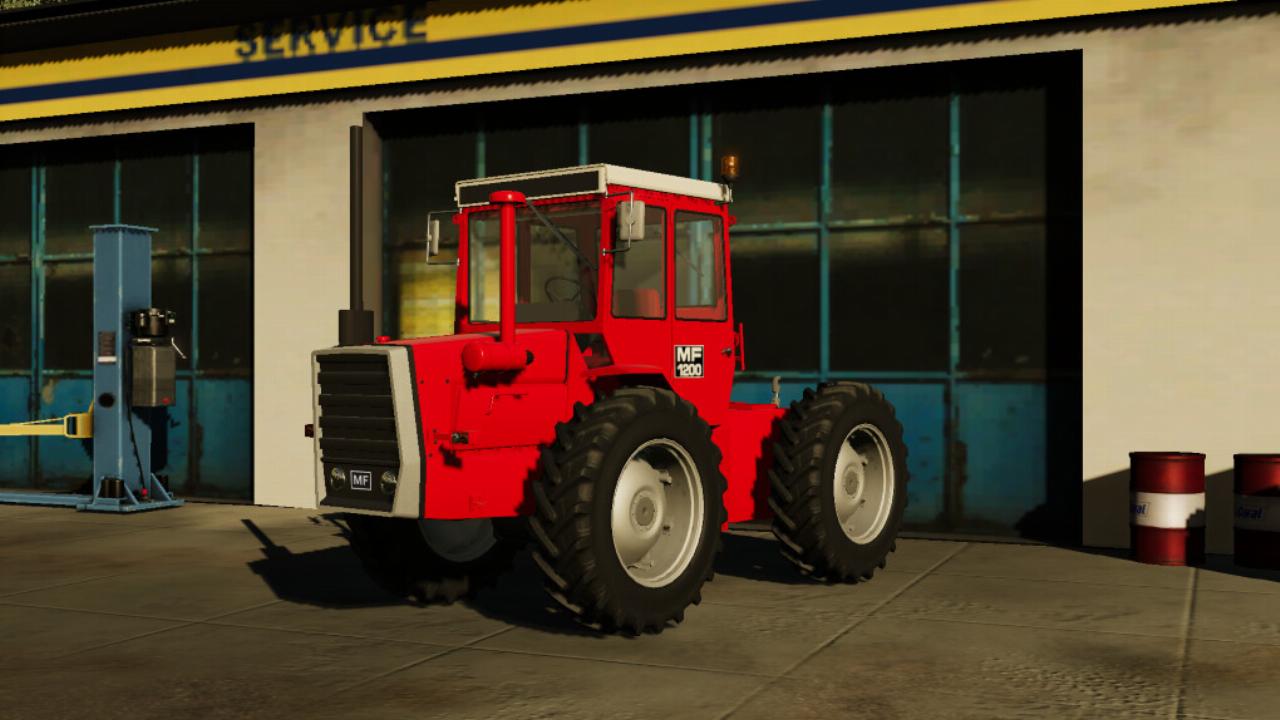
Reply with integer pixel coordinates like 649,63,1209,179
529,386,726,633
769,382,909,582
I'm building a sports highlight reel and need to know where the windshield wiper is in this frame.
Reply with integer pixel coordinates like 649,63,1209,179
524,201,596,271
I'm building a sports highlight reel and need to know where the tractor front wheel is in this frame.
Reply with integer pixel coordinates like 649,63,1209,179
769,382,909,582
344,514,523,604
529,387,726,634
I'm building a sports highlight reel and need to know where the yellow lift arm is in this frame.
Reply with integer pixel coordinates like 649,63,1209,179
0,406,93,439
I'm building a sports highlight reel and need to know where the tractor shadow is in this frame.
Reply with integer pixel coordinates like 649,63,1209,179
241,517,406,607
241,517,599,637
715,529,823,585
242,519,818,636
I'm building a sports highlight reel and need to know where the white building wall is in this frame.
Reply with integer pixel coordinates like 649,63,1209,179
249,108,364,507
3,6,1276,550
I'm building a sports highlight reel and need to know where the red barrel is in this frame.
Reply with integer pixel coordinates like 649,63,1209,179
1234,454,1280,569
1130,452,1205,566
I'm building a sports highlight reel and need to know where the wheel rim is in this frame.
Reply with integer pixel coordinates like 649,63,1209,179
833,423,895,545
611,438,705,588
418,518,498,563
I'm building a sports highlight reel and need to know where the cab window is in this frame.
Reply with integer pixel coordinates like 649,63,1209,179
612,205,666,319
468,200,601,323
674,211,726,321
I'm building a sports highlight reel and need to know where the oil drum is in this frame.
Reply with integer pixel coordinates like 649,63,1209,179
1130,452,1205,566
1233,454,1280,569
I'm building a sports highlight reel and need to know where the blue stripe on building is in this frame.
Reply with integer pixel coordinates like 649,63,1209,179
0,0,982,105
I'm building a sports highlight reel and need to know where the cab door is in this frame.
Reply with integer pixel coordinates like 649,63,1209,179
669,207,735,426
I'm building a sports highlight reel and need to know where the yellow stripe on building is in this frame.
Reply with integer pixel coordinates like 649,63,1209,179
0,0,1227,123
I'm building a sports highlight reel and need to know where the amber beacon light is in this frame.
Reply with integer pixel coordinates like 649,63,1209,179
720,153,740,183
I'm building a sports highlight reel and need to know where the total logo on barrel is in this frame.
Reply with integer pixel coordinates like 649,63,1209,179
1234,454,1280,570
1130,452,1205,566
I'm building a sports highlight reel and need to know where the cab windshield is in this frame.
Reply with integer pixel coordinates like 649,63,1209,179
468,200,601,323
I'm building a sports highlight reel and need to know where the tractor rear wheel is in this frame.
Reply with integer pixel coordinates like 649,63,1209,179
343,514,523,604
769,382,909,582
529,386,726,634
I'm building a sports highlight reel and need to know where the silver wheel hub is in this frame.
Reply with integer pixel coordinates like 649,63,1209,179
611,439,704,588
842,463,865,503
632,493,659,528
833,423,895,545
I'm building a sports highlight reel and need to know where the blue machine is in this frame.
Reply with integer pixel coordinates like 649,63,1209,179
0,225,183,513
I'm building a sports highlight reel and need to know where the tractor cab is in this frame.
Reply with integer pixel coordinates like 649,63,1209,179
441,165,741,424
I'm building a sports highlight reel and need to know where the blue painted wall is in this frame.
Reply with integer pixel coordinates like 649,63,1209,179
6,376,252,500
34,377,92,490
0,377,33,489
194,379,252,499
955,383,1047,531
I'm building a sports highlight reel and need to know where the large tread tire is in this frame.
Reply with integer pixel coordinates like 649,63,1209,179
343,514,523,604
769,382,909,582
529,386,726,634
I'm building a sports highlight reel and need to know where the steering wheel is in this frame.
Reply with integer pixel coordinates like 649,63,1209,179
544,276,582,302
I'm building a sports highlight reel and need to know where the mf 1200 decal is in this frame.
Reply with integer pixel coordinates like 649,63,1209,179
674,345,704,379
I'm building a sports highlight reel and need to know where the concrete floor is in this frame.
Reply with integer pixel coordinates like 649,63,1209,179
0,502,1276,720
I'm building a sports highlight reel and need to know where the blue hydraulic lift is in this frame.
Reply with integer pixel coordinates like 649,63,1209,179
0,225,183,513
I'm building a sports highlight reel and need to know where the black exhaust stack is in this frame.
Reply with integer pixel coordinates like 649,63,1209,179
339,125,374,346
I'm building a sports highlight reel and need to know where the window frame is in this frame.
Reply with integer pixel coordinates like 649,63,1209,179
673,210,728,323
460,194,605,328
610,203,668,320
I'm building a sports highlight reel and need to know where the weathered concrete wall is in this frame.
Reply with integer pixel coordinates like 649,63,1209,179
4,6,1275,543
1075,13,1280,553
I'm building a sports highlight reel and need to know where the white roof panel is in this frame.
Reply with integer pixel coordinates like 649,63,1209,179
455,164,731,207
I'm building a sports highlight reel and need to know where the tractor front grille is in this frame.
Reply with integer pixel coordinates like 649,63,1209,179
316,353,399,469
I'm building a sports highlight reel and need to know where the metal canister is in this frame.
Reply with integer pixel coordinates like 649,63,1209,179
1233,454,1280,569
1130,452,1205,566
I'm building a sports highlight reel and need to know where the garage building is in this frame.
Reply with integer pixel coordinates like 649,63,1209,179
0,0,1268,551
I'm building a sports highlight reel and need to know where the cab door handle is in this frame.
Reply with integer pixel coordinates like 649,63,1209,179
721,347,734,356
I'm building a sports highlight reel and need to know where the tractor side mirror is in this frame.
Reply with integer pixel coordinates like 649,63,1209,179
614,199,645,251
426,218,441,258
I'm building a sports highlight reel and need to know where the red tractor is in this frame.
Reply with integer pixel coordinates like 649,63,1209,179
312,163,908,633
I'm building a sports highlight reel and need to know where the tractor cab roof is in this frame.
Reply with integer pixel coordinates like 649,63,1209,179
454,163,732,208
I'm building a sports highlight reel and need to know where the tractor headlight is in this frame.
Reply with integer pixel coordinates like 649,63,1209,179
329,466,347,488
380,470,398,495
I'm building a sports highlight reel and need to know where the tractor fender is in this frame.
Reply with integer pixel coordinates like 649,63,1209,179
580,364,671,393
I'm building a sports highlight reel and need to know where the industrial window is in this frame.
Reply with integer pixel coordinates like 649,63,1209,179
43,145,113,256
484,122,578,177
0,162,29,259
589,114,688,177
0,264,29,370
43,261,94,371
0,127,255,499
379,54,1081,539
712,103,820,226
960,224,1047,371
122,150,193,253
382,68,1062,374
730,234,819,370
674,212,726,321
831,96,949,222
829,229,950,371
385,128,474,339
957,89,1048,373
612,205,667,319
0,159,32,371
960,90,1046,218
